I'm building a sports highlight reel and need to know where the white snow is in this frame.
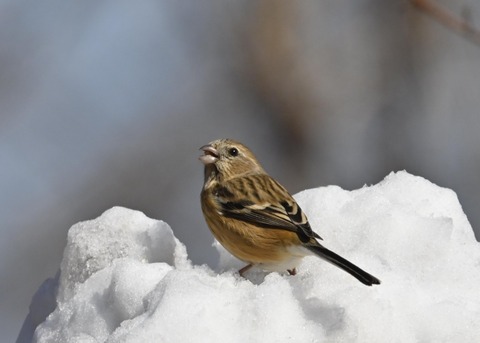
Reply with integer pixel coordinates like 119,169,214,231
30,171,480,342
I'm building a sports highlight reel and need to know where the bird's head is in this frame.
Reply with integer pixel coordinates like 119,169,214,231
199,139,265,182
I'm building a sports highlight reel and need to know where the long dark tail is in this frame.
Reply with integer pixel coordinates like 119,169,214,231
306,245,381,286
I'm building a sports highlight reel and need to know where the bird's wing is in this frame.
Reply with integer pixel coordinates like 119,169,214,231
214,174,322,243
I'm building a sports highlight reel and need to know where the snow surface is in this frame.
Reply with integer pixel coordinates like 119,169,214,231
30,171,480,342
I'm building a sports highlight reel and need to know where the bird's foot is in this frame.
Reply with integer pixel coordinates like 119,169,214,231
238,263,253,277
287,268,297,276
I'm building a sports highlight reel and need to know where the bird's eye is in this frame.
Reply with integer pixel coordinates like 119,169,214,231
228,147,239,156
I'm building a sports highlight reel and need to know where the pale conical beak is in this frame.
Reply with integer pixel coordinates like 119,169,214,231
199,144,219,165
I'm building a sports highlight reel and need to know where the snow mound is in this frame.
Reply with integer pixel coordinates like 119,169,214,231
31,172,480,342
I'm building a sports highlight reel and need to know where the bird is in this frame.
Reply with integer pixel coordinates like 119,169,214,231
199,138,380,286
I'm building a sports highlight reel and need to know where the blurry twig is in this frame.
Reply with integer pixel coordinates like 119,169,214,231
411,0,480,46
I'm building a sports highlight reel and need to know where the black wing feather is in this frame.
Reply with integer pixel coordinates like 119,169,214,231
215,177,322,243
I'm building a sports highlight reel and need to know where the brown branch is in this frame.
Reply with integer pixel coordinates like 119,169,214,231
411,0,480,46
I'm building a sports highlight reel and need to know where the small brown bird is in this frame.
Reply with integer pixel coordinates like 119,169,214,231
199,138,380,286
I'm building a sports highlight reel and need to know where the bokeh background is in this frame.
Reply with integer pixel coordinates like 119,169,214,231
2,1,480,341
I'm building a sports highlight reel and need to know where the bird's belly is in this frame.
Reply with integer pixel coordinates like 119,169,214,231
207,216,308,267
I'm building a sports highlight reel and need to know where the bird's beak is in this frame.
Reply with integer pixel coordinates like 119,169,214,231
199,144,219,165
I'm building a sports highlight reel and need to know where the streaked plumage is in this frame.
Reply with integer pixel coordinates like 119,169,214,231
199,138,380,286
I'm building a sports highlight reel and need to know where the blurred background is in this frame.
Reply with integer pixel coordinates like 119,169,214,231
2,0,480,341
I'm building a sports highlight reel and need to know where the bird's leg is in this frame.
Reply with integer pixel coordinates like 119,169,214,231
287,268,297,276
238,263,253,277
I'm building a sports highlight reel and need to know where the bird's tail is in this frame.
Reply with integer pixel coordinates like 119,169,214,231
306,244,381,286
